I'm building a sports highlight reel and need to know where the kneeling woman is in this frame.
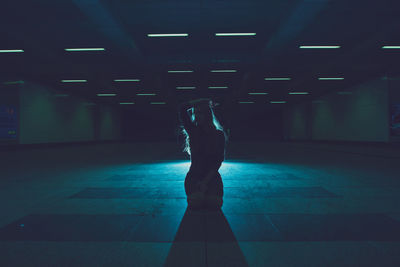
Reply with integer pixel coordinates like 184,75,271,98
178,98,227,210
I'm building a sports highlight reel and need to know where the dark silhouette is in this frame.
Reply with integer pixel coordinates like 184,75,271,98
178,98,228,210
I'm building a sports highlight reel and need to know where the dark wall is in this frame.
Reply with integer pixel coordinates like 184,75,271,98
0,83,19,145
121,105,283,142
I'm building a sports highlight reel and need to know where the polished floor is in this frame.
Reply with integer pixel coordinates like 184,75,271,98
0,141,400,266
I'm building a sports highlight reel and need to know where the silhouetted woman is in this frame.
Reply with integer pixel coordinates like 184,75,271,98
178,98,228,210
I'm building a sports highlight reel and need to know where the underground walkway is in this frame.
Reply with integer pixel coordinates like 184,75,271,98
0,141,399,266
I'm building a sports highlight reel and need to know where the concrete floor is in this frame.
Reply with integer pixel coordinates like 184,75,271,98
0,141,400,267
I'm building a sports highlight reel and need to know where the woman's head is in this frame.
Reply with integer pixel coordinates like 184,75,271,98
180,98,228,156
192,101,214,128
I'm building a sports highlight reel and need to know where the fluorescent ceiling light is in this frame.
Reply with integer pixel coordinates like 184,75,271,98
239,101,255,104
148,33,188,37
210,70,237,73
97,93,116,96
299,46,341,49
248,92,268,95
114,79,140,82
119,102,135,105
382,46,400,49
0,49,24,53
289,92,309,95
136,93,156,96
208,86,228,89
3,80,24,85
168,70,193,73
264,77,291,81
65,48,105,51
176,86,196,90
150,102,166,104
215,33,256,36
61,80,87,83
270,101,286,104
318,77,344,80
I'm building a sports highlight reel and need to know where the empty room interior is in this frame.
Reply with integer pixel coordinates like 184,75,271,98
1,0,400,266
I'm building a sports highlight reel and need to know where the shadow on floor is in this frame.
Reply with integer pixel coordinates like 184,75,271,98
164,207,249,267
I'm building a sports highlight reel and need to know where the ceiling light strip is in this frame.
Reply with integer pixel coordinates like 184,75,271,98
65,48,105,51
114,79,140,82
318,77,344,80
215,33,256,36
148,33,188,37
264,78,291,81
0,49,24,53
382,46,400,49
61,80,87,83
208,86,228,89
289,92,309,95
177,86,196,90
168,70,194,73
210,70,237,73
299,46,341,49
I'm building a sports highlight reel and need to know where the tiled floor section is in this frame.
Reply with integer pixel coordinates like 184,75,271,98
0,142,400,266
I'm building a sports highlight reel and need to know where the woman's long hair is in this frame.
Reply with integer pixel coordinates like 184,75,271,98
180,100,228,156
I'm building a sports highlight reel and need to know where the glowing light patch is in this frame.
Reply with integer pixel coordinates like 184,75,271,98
289,92,309,95
210,70,237,73
176,86,196,90
119,102,135,105
136,93,156,96
239,101,255,104
299,46,341,49
61,80,87,83
150,102,166,104
215,33,256,36
0,49,24,53
318,77,344,80
168,70,193,73
97,94,116,96
208,86,228,89
270,101,286,104
147,33,188,37
264,78,291,81
248,92,268,95
382,46,400,49
114,79,140,82
65,48,105,51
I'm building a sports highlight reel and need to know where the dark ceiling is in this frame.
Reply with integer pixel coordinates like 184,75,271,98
1,0,399,108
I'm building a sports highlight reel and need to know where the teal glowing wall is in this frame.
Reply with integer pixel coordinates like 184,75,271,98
284,77,389,142
18,82,121,144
